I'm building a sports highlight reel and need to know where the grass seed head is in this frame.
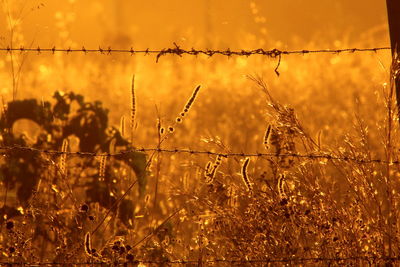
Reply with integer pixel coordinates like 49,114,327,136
120,116,125,138
84,232,92,256
264,125,272,149
181,85,201,117
130,75,136,140
60,138,69,175
99,154,107,178
204,155,224,184
241,157,253,192
277,173,286,199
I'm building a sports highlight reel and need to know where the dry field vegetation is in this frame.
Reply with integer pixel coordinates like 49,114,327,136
1,1,400,266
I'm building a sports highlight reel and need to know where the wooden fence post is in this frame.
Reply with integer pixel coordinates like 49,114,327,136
386,0,400,112
386,1,400,261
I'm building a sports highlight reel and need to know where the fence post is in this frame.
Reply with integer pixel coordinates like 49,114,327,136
385,2,400,262
386,0,400,112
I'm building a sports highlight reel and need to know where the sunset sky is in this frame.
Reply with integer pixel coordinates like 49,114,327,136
0,0,389,49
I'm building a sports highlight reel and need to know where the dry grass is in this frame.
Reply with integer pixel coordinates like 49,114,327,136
0,2,399,266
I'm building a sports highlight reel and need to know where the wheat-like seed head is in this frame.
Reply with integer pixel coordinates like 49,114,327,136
84,232,92,256
205,161,212,173
60,138,69,175
277,173,286,199
181,85,201,117
264,125,272,150
99,154,107,178
204,154,225,184
241,157,253,192
120,116,125,138
130,75,136,141
159,85,201,138
1,96,7,119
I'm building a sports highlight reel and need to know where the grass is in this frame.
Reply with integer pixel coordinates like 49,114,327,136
0,1,399,266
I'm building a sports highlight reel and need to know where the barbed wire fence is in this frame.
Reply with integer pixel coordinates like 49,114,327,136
0,44,392,75
0,145,395,165
0,45,391,55
0,44,397,266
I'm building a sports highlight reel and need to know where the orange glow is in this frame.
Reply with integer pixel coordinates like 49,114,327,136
0,0,398,264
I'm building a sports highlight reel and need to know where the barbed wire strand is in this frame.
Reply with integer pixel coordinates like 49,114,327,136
0,44,390,75
0,256,397,265
0,145,395,165
0,45,391,60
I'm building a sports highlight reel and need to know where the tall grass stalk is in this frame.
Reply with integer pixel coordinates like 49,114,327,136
386,53,400,260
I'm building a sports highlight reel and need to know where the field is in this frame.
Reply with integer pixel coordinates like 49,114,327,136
0,1,399,266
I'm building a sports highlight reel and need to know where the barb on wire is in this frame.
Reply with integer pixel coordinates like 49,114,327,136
0,145,395,165
274,53,281,76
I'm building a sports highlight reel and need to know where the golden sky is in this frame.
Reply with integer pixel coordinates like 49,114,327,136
0,0,389,49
